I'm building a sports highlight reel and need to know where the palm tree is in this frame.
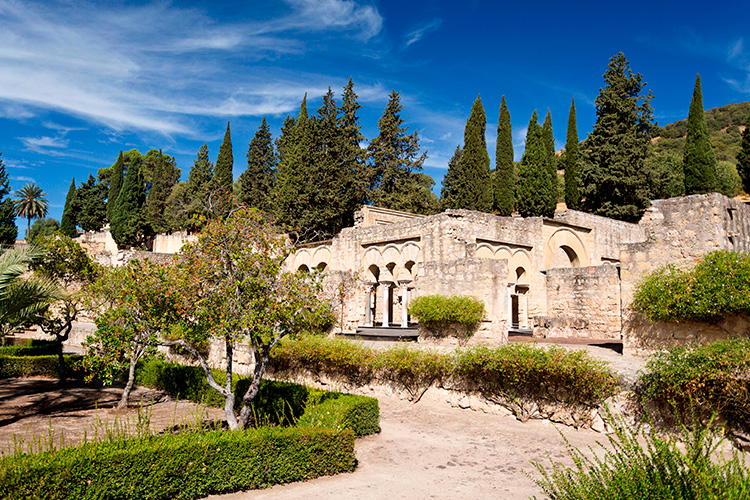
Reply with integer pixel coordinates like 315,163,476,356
13,183,49,239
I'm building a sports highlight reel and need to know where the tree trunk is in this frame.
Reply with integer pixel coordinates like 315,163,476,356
118,355,138,409
224,341,239,430
237,347,269,429
55,338,67,385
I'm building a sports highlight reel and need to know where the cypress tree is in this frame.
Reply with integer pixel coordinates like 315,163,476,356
311,88,345,235
237,118,276,213
683,74,718,194
541,110,558,215
581,52,656,221
59,178,77,237
495,96,514,216
76,174,107,232
367,90,432,213
339,79,368,225
110,158,146,248
145,150,180,234
107,150,124,222
0,153,18,245
737,114,750,193
274,95,316,230
457,95,492,212
214,121,234,215
441,145,463,210
517,111,554,217
564,98,581,210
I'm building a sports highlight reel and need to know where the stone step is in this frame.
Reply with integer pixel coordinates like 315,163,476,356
340,326,419,342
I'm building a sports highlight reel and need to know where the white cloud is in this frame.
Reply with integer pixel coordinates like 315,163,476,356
0,0,385,136
729,38,743,60
405,19,442,47
21,136,69,150
10,175,36,183
0,101,33,119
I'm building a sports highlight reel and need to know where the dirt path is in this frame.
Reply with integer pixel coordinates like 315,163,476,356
205,387,608,500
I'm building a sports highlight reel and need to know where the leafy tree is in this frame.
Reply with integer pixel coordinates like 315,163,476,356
106,151,124,222
28,218,60,242
76,174,107,232
0,246,58,340
564,98,581,210
59,178,77,238
274,96,316,231
716,160,741,197
86,258,178,408
164,208,325,430
495,96,515,215
441,145,463,210
736,114,750,193
683,74,718,194
456,95,492,212
581,52,656,222
110,157,146,249
541,110,558,214
31,235,100,383
368,90,430,213
169,143,214,232
517,111,554,217
0,154,17,245
145,150,180,234
644,151,684,200
237,118,276,213
13,183,49,239
214,122,234,216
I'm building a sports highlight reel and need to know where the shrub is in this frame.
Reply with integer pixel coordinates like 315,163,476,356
639,339,750,432
0,427,355,500
633,250,750,322
532,416,750,500
408,295,485,338
0,342,57,357
377,344,450,402
0,355,85,380
297,394,380,436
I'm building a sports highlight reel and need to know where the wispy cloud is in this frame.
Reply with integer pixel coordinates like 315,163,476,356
405,18,442,47
729,38,743,60
21,136,69,150
0,0,384,136
10,175,36,183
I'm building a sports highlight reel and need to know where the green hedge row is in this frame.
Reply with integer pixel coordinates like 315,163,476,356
271,335,618,408
0,355,85,380
0,427,355,500
136,358,380,435
0,340,57,357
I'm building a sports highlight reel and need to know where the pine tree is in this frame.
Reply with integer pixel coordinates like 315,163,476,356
214,122,234,215
737,114,750,193
76,174,107,232
495,96,514,216
683,74,717,194
59,178,77,237
541,110,558,215
274,96,316,230
581,52,656,222
311,88,346,235
145,150,180,234
237,118,276,213
368,90,431,213
0,153,18,245
338,79,369,226
107,150,124,222
455,95,492,212
441,145,463,210
564,98,581,210
517,111,554,217
110,157,146,249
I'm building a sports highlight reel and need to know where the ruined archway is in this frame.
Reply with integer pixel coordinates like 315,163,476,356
543,229,588,269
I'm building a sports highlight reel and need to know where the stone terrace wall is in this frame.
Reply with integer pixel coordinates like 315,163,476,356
621,193,750,353
535,265,621,339
153,231,197,254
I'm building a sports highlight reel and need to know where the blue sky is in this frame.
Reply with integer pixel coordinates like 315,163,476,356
1,0,749,227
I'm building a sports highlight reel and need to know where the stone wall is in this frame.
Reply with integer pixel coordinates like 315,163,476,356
621,193,750,353
536,265,621,339
153,231,197,254
354,205,426,227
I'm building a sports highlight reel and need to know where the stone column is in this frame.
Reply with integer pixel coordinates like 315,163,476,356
364,283,375,327
380,280,393,327
399,280,412,328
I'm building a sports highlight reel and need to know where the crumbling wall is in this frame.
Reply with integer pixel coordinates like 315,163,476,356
153,231,197,254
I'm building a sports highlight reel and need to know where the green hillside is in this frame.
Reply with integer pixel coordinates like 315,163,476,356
652,101,750,163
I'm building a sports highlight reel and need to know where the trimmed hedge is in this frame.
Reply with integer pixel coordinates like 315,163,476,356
0,355,85,380
408,295,485,337
0,341,57,357
0,427,355,500
639,338,750,432
135,358,380,435
271,335,618,409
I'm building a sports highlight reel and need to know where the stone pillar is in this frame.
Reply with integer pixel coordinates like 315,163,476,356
399,280,412,328
380,281,393,327
364,283,375,327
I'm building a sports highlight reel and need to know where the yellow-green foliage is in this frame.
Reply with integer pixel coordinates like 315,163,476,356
633,250,750,322
408,295,485,336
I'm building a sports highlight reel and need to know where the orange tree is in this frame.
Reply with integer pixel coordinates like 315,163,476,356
85,258,181,408
165,208,326,430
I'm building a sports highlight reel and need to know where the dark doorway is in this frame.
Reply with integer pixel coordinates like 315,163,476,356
511,294,519,329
